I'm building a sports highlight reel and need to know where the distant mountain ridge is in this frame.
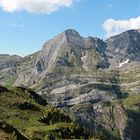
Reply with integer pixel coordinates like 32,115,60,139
106,29,140,65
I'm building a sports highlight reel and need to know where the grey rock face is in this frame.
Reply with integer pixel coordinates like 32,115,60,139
13,29,110,86
0,54,21,85
106,29,140,67
0,54,21,70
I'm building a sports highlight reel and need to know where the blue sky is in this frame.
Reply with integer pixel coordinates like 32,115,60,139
0,0,140,56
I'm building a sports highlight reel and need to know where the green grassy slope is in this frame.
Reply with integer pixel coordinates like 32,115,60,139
0,86,90,140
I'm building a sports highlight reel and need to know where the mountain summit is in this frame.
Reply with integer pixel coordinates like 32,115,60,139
106,29,140,64
63,29,81,39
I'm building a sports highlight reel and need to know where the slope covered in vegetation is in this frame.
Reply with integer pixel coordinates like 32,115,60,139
0,85,90,139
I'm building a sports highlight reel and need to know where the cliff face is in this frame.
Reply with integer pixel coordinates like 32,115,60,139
0,29,140,139
0,54,21,86
106,29,140,68
14,29,109,86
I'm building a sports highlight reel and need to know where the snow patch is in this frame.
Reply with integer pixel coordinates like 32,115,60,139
81,53,89,71
119,59,130,68
81,56,86,61
115,48,119,52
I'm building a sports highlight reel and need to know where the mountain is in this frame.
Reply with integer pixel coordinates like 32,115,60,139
0,54,21,86
106,29,140,67
0,29,140,140
13,29,109,87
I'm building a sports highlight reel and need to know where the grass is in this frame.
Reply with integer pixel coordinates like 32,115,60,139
123,94,140,110
5,75,18,86
0,85,91,139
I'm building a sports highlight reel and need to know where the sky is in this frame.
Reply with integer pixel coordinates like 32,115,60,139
0,0,140,56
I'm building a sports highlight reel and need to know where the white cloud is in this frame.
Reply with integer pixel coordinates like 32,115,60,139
104,4,113,10
10,23,24,28
0,0,77,14
103,16,140,38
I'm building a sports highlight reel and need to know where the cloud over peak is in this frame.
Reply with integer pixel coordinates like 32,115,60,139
0,0,77,14
103,16,140,38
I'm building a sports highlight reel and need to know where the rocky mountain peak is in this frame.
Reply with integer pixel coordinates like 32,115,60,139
107,29,140,40
63,29,80,37
62,29,81,42
41,29,80,51
106,29,140,63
